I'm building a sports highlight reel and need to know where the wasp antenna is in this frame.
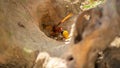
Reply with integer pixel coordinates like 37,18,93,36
61,13,73,23
56,13,73,27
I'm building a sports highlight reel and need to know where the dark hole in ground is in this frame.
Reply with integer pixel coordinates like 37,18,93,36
67,55,74,61
39,13,73,42
18,22,25,28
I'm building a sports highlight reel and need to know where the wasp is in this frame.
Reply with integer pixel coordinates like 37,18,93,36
50,13,73,40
